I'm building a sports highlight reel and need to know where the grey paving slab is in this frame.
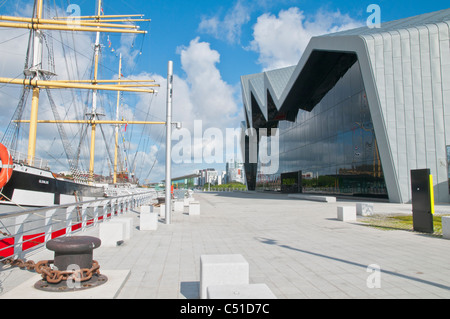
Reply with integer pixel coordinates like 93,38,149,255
2,191,450,299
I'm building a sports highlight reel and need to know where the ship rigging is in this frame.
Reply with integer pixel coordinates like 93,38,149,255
0,0,164,209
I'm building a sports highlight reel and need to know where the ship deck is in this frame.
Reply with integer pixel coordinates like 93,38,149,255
2,191,450,299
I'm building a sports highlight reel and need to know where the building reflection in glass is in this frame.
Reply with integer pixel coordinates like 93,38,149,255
256,61,388,199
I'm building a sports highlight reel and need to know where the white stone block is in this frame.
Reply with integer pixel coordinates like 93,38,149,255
189,201,200,215
159,204,165,217
207,284,277,299
288,194,336,203
337,206,356,221
99,222,123,247
200,254,249,299
0,270,131,299
110,217,133,240
121,217,134,235
140,205,153,214
140,212,158,231
184,197,195,206
442,216,450,239
174,200,184,212
356,202,374,216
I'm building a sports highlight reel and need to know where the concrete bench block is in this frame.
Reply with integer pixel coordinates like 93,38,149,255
189,201,200,215
121,217,134,235
200,254,249,299
173,200,184,212
442,216,450,239
207,284,277,299
184,197,195,206
140,205,153,214
110,217,133,240
140,212,158,231
288,194,336,203
356,202,374,216
99,222,124,247
337,206,357,221
159,204,165,217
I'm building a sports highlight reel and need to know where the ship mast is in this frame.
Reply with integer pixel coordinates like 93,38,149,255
27,0,44,166
114,53,122,184
88,0,103,184
0,0,162,184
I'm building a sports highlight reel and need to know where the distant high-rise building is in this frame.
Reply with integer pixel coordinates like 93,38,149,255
198,168,219,186
226,160,244,184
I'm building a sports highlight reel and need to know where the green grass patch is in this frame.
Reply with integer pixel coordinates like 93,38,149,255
202,182,247,191
360,214,450,237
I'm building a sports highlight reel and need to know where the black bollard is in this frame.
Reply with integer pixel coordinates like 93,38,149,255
34,236,107,292
46,236,101,271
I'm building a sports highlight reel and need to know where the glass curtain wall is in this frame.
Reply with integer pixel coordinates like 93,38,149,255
256,61,388,198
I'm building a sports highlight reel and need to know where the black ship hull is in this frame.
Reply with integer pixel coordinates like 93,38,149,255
0,164,105,210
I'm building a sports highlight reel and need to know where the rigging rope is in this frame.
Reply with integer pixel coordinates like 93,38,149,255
45,88,86,183
1,86,30,151
143,127,165,183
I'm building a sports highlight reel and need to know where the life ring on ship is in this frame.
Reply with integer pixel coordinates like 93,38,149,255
0,143,13,189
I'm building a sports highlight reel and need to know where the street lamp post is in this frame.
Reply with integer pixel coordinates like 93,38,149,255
165,61,173,225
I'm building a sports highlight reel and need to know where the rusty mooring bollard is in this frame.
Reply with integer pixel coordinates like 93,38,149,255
34,236,108,292
47,236,101,271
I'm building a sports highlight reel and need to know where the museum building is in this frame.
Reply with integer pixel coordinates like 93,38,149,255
240,8,450,203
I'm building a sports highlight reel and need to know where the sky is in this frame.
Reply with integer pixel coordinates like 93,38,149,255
0,0,449,184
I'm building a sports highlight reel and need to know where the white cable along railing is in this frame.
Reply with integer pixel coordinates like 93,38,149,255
0,190,155,262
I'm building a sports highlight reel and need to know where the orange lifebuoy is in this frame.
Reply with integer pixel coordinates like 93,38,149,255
0,143,13,189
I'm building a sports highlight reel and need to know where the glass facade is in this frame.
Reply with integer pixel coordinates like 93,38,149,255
256,61,388,198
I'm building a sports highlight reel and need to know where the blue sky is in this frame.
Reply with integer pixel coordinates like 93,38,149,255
124,0,450,81
0,0,449,183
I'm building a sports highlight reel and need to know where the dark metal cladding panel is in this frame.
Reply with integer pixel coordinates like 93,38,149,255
411,169,434,233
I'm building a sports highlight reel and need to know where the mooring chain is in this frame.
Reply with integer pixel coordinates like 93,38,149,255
2,257,101,284
2,257,36,270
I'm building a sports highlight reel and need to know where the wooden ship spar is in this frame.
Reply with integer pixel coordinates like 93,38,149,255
0,0,164,210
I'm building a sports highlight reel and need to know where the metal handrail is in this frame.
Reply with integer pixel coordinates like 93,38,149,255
0,190,156,261
10,149,49,170
0,190,154,220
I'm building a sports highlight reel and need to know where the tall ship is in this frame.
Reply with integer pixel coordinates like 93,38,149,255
0,0,161,211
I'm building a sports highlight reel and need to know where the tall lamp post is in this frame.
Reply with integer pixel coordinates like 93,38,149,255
165,61,173,225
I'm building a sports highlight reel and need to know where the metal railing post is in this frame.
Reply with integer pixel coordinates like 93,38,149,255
66,205,75,237
101,200,108,221
44,208,57,243
110,198,116,217
119,199,123,215
81,203,89,231
93,201,100,227
13,214,27,259
131,195,135,209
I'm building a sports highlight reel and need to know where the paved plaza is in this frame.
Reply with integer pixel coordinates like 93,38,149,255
2,191,450,299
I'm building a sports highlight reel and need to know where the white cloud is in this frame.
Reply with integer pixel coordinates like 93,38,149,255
172,37,242,169
249,7,363,71
198,0,251,44
198,17,220,39
178,37,239,129
116,33,141,70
